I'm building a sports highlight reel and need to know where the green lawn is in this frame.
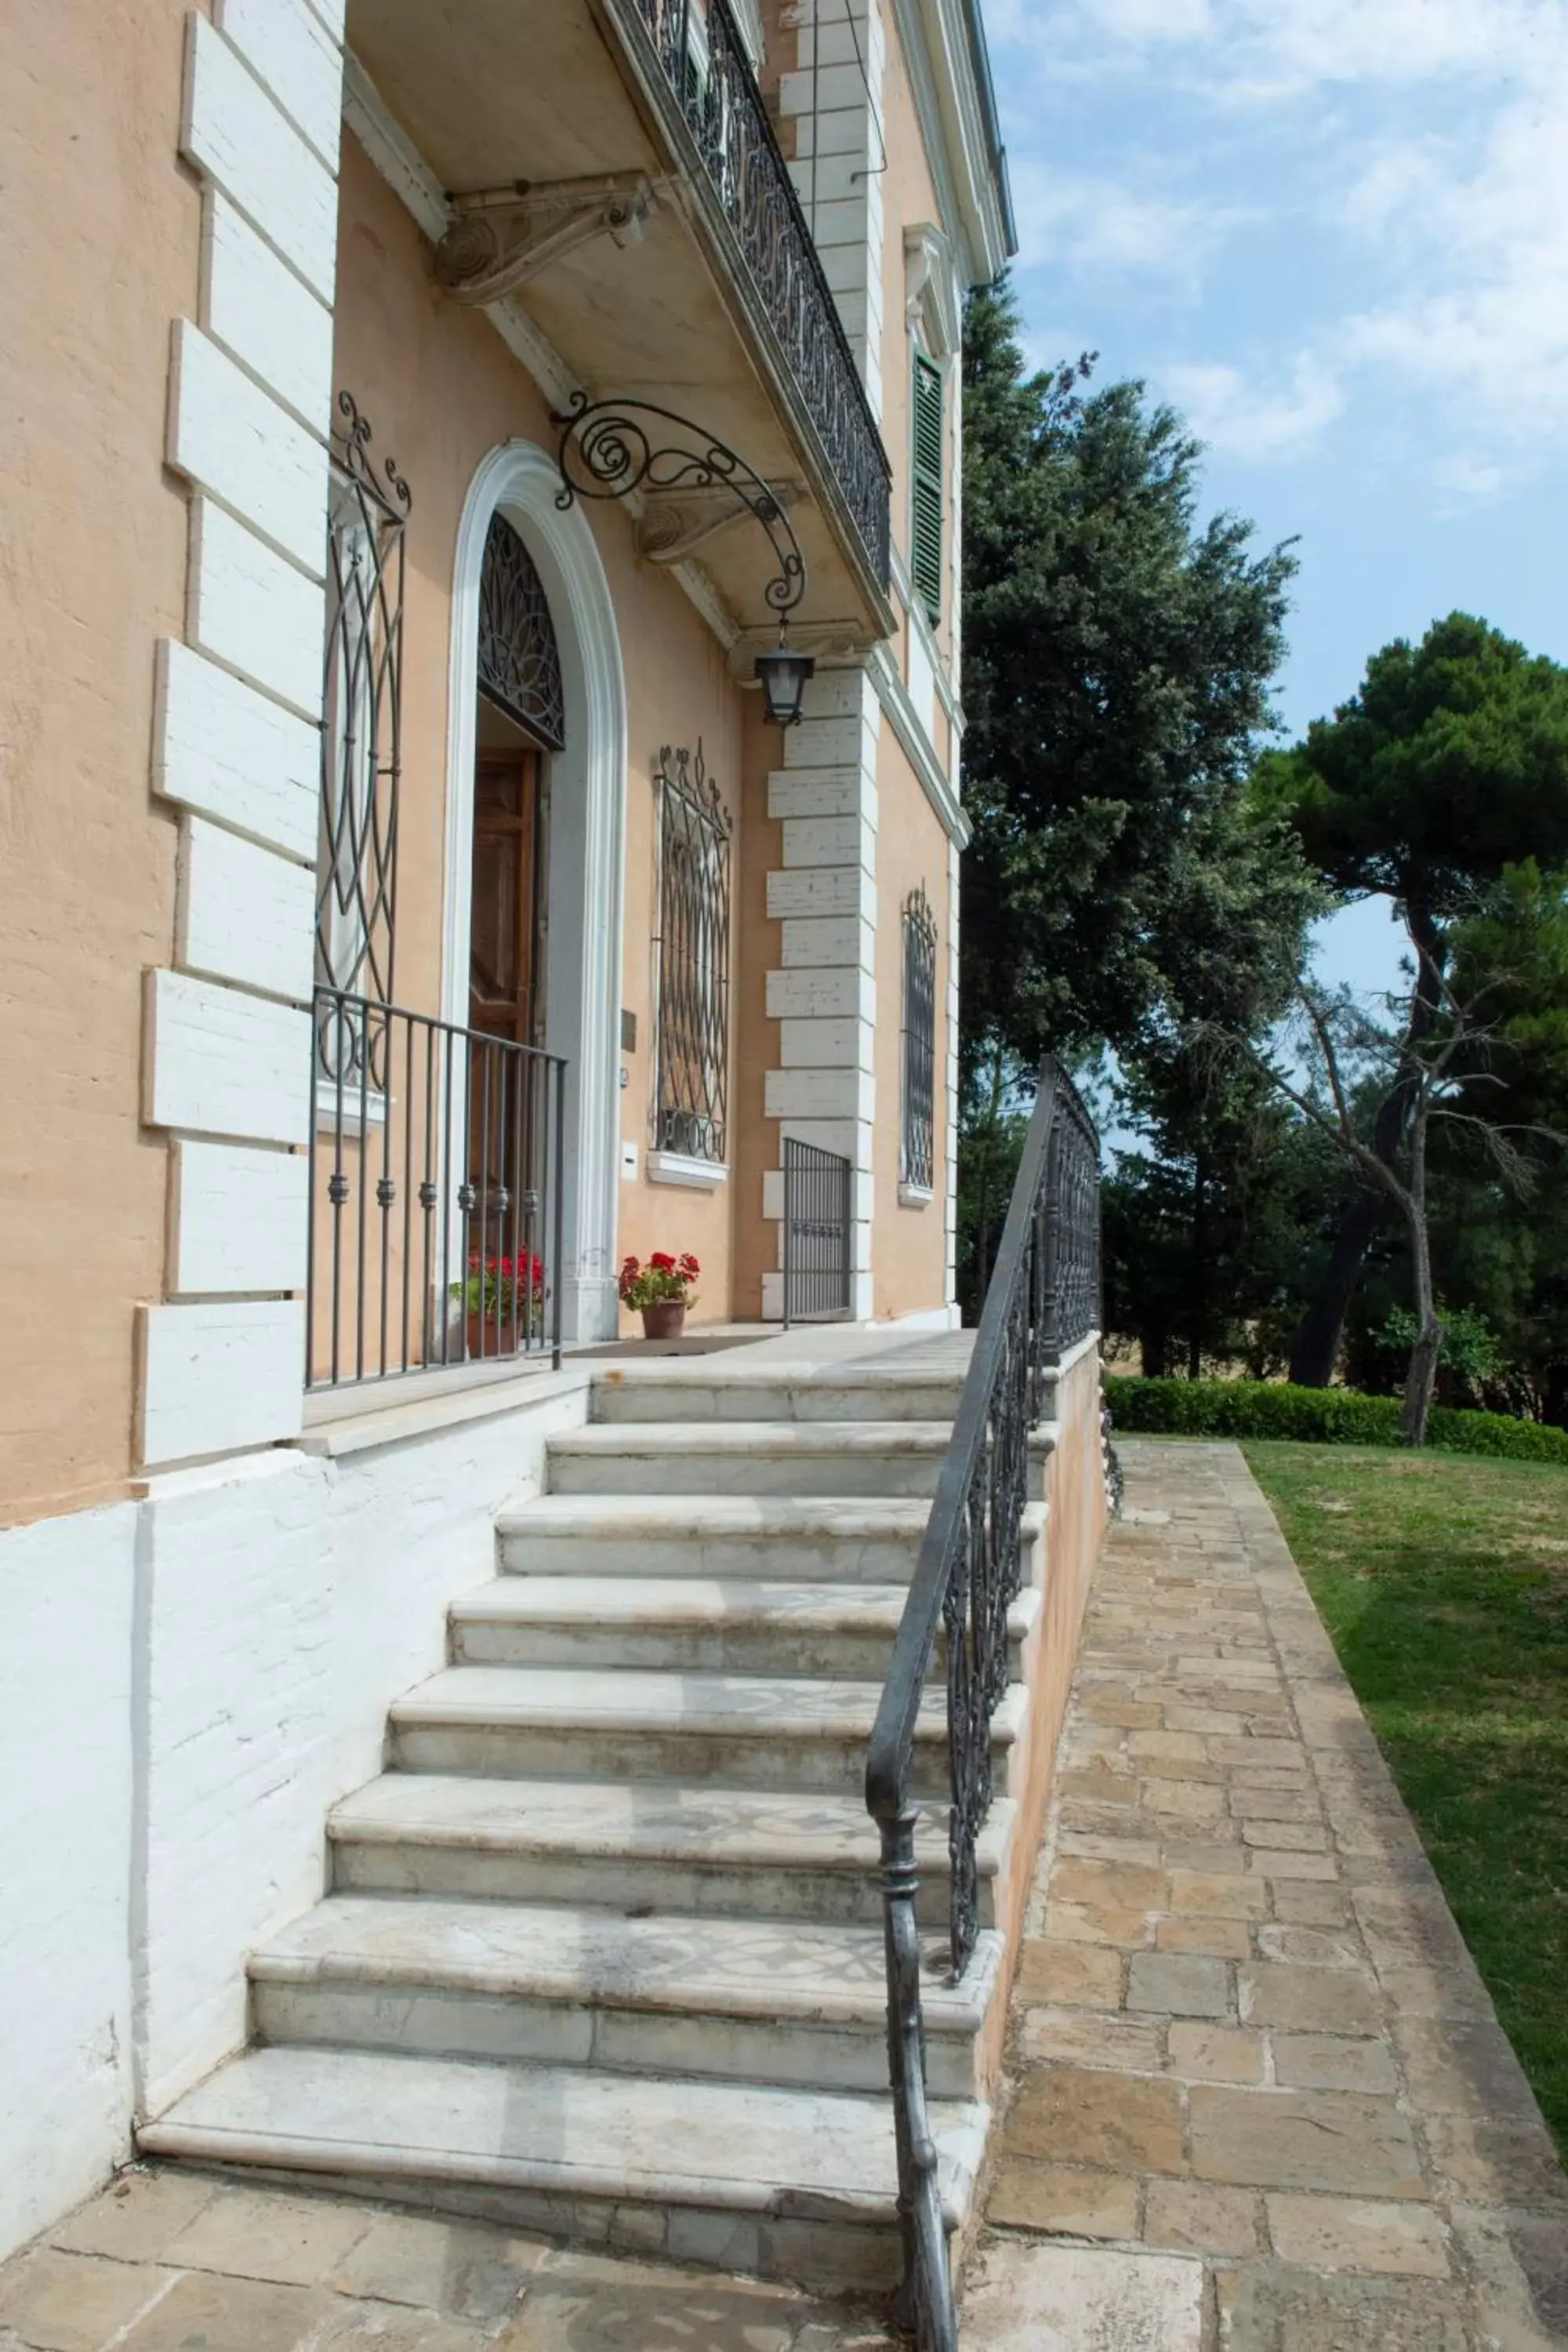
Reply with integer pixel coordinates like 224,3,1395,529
1243,1439,1568,2157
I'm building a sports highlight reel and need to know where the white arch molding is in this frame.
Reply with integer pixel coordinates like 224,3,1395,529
443,441,627,1343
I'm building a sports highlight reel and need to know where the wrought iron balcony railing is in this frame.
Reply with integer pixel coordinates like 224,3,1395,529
865,1058,1102,2348
623,0,892,592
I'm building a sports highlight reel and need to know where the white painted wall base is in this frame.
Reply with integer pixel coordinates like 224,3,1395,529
0,1374,592,2257
0,1503,139,2263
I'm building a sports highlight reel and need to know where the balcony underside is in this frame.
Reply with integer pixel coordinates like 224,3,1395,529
349,0,895,655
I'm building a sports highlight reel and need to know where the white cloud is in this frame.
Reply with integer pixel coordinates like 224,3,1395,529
1162,359,1345,463
1338,76,1568,452
1007,157,1236,281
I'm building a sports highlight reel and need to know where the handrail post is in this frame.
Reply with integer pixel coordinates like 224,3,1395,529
878,1804,956,2352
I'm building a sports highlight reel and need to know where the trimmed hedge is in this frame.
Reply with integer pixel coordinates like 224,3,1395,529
1104,1377,1568,1465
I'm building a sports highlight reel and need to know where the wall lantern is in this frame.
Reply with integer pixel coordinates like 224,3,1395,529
553,392,814,727
753,641,815,727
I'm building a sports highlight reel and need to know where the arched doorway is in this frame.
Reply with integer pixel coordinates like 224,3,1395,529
443,443,627,1345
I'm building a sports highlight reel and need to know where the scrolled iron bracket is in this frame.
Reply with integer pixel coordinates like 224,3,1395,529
551,393,807,620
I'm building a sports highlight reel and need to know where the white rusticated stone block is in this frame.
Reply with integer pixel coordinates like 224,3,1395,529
154,641,319,861
780,815,873,873
791,107,880,162
767,768,863,820
818,242,874,297
188,497,325,721
171,1139,309,1295
779,1115,871,1167
777,1016,869,1069
169,322,328,578
144,969,311,1146
767,865,876,920
767,1066,874,1121
178,818,316,1003
797,667,873,721
216,0,343,169
182,15,338,302
766,966,876,1022
786,152,865,207
779,915,875,971
137,1298,305,1465
781,713,867,771
202,194,334,432
777,60,880,113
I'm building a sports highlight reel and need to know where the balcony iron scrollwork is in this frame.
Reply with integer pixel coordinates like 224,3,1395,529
866,1058,1102,2350
617,0,891,590
554,392,807,620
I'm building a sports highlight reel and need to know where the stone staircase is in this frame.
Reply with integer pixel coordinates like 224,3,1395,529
140,1356,1054,2294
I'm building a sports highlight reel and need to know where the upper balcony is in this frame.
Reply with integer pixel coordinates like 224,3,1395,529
348,0,896,654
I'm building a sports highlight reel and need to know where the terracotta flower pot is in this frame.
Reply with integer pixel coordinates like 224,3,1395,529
641,1300,687,1341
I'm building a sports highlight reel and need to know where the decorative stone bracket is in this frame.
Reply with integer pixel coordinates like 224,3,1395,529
637,480,800,568
434,174,661,306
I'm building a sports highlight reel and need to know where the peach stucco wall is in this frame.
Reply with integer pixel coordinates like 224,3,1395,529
0,0,198,1524
332,138,748,1337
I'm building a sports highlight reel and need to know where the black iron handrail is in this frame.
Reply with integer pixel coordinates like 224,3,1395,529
865,1058,1101,2347
307,986,567,1388
619,0,892,590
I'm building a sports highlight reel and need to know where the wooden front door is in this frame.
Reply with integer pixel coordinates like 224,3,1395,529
469,748,546,1048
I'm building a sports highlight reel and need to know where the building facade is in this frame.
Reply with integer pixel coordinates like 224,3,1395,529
0,0,1014,2264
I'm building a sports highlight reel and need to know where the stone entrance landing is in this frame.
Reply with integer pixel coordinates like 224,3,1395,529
976,1437,1568,2350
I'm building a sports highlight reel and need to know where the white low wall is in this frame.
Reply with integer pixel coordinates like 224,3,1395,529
0,1370,592,2259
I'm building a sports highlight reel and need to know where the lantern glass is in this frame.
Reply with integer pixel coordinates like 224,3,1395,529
754,646,815,727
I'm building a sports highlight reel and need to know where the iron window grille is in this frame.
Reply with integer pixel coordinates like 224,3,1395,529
316,393,408,1095
911,350,944,626
901,884,938,1192
652,742,731,1164
477,512,565,751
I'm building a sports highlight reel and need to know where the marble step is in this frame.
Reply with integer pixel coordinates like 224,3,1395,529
139,2044,989,2294
495,1494,949,1582
448,1576,1040,1679
545,1421,971,1498
389,1665,1029,1800
330,1775,1018,1930
588,1363,970,1425
249,1896,1004,2099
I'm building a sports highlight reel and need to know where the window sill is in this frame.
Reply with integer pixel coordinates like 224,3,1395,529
314,1083,387,1134
647,1150,728,1190
898,1181,935,1209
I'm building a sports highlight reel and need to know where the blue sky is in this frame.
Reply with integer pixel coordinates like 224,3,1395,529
983,0,1568,993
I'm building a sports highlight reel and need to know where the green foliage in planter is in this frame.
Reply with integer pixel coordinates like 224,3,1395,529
1104,1376,1568,1463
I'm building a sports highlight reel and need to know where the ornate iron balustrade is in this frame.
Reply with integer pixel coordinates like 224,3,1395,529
781,1137,852,1324
307,986,567,1388
865,1058,1101,2349
621,0,891,590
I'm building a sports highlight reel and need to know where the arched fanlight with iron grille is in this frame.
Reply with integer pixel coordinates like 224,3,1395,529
477,514,565,750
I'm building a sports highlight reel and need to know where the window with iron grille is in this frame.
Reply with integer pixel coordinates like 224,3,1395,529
315,393,408,1090
652,742,731,1164
911,350,944,626
901,884,938,1191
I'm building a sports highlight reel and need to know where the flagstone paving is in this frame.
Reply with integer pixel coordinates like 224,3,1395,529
967,1436,1568,2350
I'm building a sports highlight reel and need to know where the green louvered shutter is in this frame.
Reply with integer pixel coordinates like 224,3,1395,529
911,351,944,625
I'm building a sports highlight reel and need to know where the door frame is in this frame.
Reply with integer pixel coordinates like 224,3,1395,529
441,441,627,1345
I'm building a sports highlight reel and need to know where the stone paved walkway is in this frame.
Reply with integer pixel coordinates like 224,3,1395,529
970,1436,1568,2350
0,2172,900,2351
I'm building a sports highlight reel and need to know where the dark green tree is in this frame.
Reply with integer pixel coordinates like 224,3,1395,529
1254,616,1568,1385
960,279,1308,1071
